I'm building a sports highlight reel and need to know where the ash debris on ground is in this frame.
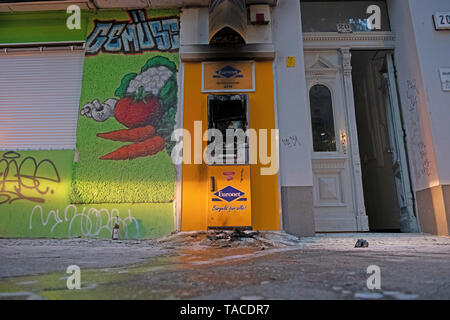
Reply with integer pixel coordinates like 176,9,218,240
156,230,303,250
205,229,262,248
206,229,259,241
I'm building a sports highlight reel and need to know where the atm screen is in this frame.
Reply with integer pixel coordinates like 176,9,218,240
207,94,249,165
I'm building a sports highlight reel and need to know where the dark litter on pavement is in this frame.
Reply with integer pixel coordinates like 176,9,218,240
355,239,369,248
207,229,259,241
204,229,265,248
157,230,300,250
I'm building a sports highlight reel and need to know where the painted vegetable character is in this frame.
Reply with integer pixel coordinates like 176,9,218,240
114,94,162,128
100,136,165,160
114,56,178,148
80,56,178,161
115,56,178,109
80,98,117,122
97,125,156,142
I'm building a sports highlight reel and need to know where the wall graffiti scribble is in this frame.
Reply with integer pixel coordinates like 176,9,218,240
0,151,61,205
282,135,301,149
405,80,432,180
29,205,140,238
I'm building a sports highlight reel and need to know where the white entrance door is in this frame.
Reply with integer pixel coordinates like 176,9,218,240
305,49,369,232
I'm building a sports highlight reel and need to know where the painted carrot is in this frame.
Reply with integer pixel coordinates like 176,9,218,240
100,136,165,160
97,125,156,142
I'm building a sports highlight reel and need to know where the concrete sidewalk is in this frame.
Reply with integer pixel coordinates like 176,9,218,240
0,232,449,299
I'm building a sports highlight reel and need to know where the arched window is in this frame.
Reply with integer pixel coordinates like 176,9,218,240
309,84,337,152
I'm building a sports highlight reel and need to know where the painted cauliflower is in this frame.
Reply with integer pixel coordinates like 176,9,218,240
126,66,173,96
114,56,178,109
81,56,178,160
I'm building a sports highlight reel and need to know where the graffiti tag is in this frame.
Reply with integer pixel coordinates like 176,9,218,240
0,151,61,205
29,205,140,238
86,10,179,55
282,135,301,149
406,80,432,179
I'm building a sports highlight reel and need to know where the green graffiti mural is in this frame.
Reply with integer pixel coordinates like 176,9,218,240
0,150,173,239
71,9,180,204
0,9,179,240
0,151,61,205
27,203,173,239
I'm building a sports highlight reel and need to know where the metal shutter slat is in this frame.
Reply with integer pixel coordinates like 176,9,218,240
0,51,84,150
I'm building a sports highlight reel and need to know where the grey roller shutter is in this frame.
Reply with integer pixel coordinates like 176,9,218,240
0,50,84,150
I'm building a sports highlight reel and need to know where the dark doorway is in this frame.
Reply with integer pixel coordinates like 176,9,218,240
352,50,403,232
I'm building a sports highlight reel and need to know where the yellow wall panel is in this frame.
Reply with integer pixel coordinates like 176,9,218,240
181,61,280,231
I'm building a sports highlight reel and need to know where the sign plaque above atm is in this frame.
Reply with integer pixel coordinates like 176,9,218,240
202,61,255,92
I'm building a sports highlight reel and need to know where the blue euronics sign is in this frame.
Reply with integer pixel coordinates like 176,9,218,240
213,186,245,202
213,65,243,79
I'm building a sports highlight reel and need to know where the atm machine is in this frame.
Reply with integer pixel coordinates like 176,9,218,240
206,94,252,229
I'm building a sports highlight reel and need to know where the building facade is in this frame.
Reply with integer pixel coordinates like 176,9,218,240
0,0,449,239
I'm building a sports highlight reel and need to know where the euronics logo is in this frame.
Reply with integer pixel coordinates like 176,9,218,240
214,186,245,202
213,65,243,79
